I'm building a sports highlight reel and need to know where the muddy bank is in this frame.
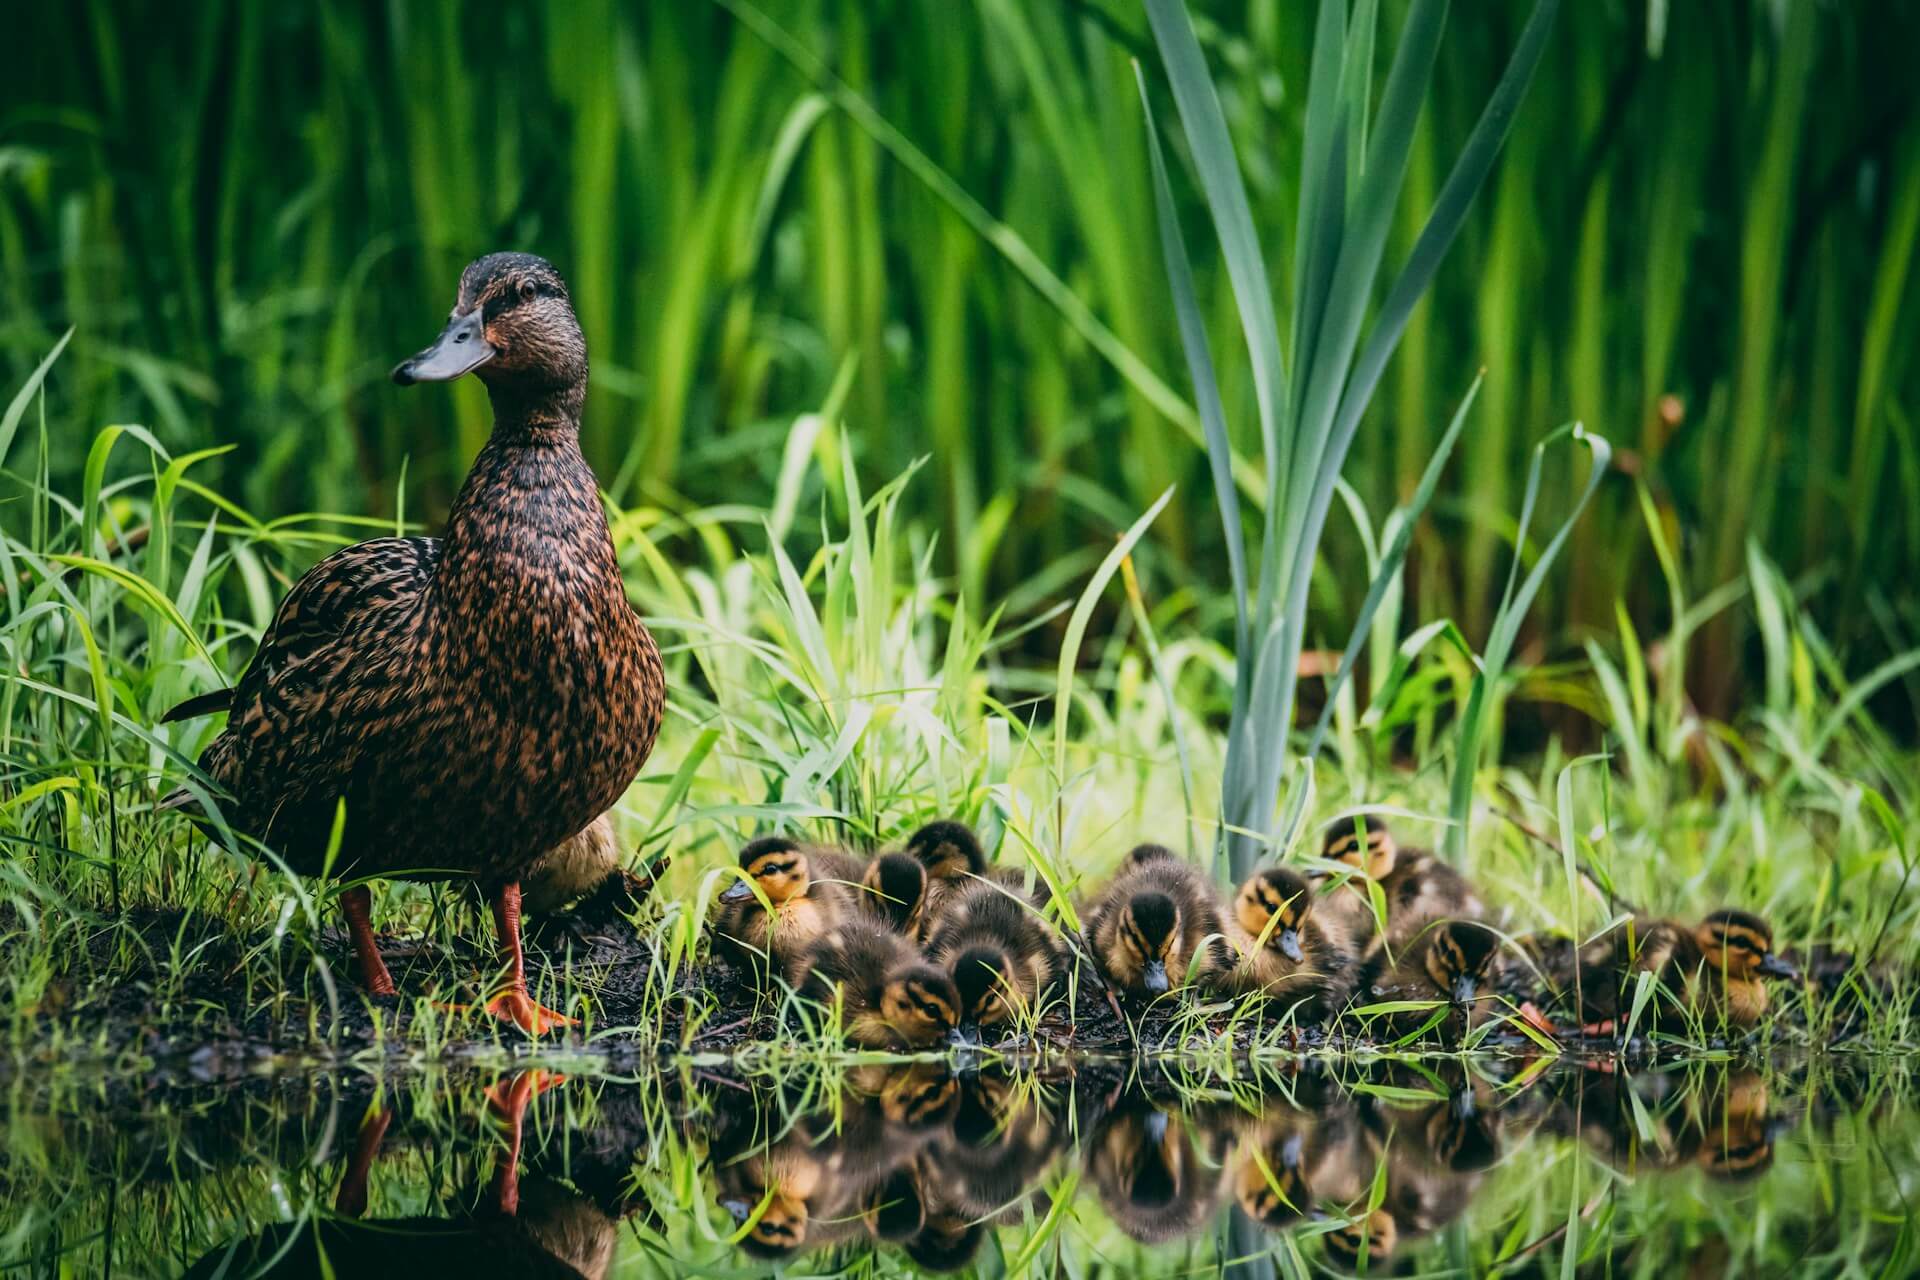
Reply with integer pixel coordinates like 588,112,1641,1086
4,903,1882,1075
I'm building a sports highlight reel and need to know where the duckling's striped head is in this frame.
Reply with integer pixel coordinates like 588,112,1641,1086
1696,909,1795,980
1322,815,1397,879
1423,920,1500,1006
950,943,1017,1033
879,962,960,1046
1115,891,1182,994
863,852,928,932
1235,867,1313,962
395,252,585,397
723,835,809,905
1235,1150,1310,1228
905,820,986,880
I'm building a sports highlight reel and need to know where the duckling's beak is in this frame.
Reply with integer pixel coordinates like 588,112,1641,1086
1451,973,1478,1005
948,1024,983,1049
1142,960,1170,994
719,879,754,904
1277,927,1304,963
1757,953,1798,980
720,1197,754,1225
392,310,497,384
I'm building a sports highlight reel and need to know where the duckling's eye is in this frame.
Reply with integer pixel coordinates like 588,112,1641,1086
519,280,538,302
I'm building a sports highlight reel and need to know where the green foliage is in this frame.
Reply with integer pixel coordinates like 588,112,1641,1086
3,2,1915,717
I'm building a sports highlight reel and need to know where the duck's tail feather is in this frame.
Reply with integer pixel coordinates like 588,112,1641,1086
160,688,234,723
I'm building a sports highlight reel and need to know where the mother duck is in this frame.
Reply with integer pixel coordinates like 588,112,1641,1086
163,252,663,1034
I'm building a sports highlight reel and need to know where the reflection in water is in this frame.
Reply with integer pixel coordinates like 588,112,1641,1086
2,1055,1911,1276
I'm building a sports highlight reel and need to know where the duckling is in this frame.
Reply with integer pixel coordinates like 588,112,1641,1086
904,820,1047,931
789,924,961,1049
1084,844,1230,996
714,836,859,974
925,880,1064,1043
856,851,930,935
1222,866,1360,1022
160,253,664,1035
1362,919,1502,1040
519,814,661,941
1321,816,1486,951
1576,909,1797,1033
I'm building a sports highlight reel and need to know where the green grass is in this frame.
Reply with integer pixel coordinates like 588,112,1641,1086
3,1,1916,723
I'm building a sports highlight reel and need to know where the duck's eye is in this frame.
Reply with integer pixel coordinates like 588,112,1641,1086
520,280,537,302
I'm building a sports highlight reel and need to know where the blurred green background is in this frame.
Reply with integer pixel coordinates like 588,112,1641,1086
5,0,1917,721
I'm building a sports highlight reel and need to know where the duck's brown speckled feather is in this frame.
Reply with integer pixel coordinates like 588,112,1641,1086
192,262,663,891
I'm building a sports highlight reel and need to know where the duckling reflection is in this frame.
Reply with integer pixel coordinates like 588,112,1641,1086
1088,1099,1232,1243
1554,1064,1787,1182
1231,1083,1379,1232
905,1072,1068,1272
711,1078,941,1262
1322,1065,1505,1271
182,1072,629,1279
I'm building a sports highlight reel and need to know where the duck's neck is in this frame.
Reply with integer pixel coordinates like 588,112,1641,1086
437,377,618,603
480,379,587,445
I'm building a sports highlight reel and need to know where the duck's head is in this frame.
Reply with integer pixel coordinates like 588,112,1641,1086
863,852,928,933
1422,920,1500,1006
1111,891,1184,995
948,943,1017,1042
393,252,585,395
906,820,986,880
1235,867,1315,963
1323,815,1397,879
1694,910,1796,981
879,962,960,1047
722,836,810,905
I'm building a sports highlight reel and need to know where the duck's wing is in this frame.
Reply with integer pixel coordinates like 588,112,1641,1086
208,535,441,794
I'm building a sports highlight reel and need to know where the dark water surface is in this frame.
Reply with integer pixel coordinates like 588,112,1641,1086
3,1054,1912,1277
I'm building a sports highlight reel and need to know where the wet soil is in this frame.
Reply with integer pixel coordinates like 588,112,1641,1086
5,900,1888,1078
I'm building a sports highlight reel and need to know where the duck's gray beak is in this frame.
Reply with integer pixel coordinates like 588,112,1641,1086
393,309,496,384
720,1197,753,1225
719,879,754,904
1758,953,1797,980
1452,973,1478,1005
948,1024,982,1049
1277,927,1304,963
1142,960,1170,994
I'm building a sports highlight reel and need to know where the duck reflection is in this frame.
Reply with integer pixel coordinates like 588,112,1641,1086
182,1071,635,1279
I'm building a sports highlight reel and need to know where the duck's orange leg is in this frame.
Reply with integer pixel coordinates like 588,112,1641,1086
341,885,397,997
483,882,576,1035
481,1070,566,1217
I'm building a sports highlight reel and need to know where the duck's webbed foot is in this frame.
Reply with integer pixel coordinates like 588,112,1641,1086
486,881,577,1036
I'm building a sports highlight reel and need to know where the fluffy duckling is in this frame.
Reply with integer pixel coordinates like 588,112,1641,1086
856,851,930,935
789,925,961,1050
1085,844,1230,996
1222,867,1360,1022
1363,919,1502,1039
904,819,1045,934
925,880,1064,1043
714,836,859,973
1576,909,1796,1033
1321,816,1486,949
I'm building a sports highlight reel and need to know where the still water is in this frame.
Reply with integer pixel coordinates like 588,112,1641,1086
3,1054,1912,1277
